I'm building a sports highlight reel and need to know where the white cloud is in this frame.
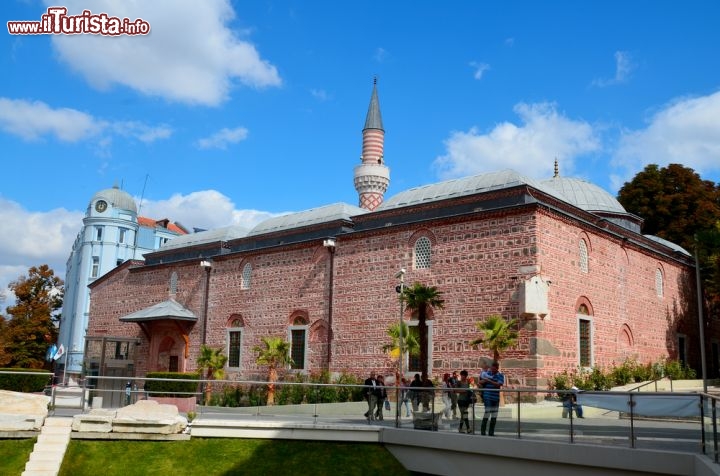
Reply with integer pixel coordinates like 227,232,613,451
137,190,280,232
310,89,329,101
611,90,720,189
46,0,281,106
196,126,249,150
592,51,635,87
504,37,515,47
0,98,101,141
0,198,82,308
470,61,490,80
0,190,282,309
0,97,173,146
112,121,173,143
434,102,601,179
374,47,388,63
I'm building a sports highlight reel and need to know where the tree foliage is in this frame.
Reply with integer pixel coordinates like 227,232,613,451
617,163,720,317
196,345,227,404
253,336,293,405
382,321,420,362
470,314,519,362
401,283,444,377
0,265,63,369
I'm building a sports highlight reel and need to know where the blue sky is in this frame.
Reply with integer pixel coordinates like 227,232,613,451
1,0,719,303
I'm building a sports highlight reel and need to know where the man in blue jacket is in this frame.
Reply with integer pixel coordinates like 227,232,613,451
479,361,504,436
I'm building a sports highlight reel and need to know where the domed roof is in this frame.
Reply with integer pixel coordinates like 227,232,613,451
540,176,626,214
91,185,137,213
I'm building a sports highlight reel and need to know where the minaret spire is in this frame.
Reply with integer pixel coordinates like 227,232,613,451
354,78,390,211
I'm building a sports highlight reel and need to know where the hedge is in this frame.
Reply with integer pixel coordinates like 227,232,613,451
144,372,199,397
0,368,52,392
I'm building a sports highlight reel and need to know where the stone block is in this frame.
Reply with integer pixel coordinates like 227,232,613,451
112,399,187,434
72,410,115,433
0,390,49,431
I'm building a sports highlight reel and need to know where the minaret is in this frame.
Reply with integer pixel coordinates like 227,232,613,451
354,78,390,211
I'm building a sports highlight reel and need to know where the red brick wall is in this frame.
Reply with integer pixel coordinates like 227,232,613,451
88,204,698,390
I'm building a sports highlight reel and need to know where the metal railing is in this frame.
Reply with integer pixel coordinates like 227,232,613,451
3,370,719,463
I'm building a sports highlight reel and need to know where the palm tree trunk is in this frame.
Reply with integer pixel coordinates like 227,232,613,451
419,304,428,377
268,367,277,406
204,370,213,404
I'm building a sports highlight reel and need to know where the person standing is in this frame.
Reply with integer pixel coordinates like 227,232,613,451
479,361,504,436
420,372,434,412
448,371,459,419
400,377,411,417
409,373,422,412
374,374,388,420
441,373,453,419
455,370,472,433
364,371,378,421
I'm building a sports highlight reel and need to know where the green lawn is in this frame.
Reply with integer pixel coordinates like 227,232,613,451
0,438,36,476
59,439,409,476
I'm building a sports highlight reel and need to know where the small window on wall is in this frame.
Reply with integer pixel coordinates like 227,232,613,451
228,329,242,368
579,318,591,367
579,239,589,273
414,237,432,269
91,257,100,278
655,268,664,297
241,263,252,290
95,226,103,241
290,329,306,370
119,228,128,244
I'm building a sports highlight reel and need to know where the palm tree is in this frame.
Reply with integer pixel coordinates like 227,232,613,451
196,345,228,404
253,336,293,406
470,314,519,362
401,283,444,377
383,321,420,364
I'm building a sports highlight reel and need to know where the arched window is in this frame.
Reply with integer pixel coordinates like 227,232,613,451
289,314,308,370
579,239,589,273
226,316,243,369
241,263,252,290
577,304,592,367
655,268,664,297
414,236,432,269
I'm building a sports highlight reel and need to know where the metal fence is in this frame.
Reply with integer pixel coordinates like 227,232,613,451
3,370,719,463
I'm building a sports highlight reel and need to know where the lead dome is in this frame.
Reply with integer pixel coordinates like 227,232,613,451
90,185,137,213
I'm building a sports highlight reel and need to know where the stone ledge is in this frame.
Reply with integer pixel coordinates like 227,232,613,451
71,432,190,441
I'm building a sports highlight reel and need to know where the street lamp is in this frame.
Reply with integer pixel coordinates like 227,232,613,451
200,260,212,346
394,268,406,376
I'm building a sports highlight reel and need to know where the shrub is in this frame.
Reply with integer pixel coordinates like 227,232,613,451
144,372,199,398
0,368,51,392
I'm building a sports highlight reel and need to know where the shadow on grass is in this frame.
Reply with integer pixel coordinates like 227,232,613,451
59,438,409,476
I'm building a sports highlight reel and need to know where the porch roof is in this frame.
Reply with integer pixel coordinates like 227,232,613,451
119,299,197,322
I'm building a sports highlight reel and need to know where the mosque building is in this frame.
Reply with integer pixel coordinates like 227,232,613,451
57,185,186,378
83,82,708,393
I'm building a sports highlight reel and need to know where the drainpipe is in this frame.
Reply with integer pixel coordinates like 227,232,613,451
323,239,336,369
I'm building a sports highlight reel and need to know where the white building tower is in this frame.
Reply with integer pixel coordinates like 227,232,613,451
57,185,185,379
354,78,390,211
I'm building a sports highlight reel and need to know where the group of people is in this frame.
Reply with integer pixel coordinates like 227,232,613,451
363,361,506,436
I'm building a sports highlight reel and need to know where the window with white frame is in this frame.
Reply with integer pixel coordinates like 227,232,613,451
119,228,128,244
405,321,432,374
95,226,103,241
579,239,589,273
414,237,432,269
655,268,664,297
91,256,100,278
577,304,592,367
289,317,308,370
241,263,252,290
227,318,243,369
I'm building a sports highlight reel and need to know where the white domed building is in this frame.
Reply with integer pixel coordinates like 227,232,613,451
57,185,186,378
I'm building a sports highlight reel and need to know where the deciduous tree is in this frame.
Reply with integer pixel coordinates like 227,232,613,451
2,265,63,369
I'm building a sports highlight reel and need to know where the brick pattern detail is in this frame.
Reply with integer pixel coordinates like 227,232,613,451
359,192,384,211
88,206,708,391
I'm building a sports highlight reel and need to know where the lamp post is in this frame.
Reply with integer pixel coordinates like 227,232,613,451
395,268,406,376
200,260,212,346
395,268,405,427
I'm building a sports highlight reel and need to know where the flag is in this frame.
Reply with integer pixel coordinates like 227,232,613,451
53,344,65,361
45,344,57,362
